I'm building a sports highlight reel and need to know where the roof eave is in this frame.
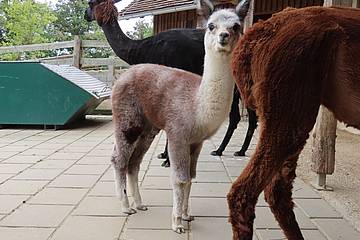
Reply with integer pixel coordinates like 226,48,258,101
119,4,198,20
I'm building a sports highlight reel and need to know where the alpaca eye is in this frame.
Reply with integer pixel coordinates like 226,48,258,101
208,23,215,31
232,24,241,32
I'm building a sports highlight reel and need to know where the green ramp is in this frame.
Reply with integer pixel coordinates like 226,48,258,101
0,62,111,127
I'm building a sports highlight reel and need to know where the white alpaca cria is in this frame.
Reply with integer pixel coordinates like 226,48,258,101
110,0,249,234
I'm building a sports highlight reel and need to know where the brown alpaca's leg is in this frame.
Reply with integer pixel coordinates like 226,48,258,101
264,157,304,240
227,127,312,240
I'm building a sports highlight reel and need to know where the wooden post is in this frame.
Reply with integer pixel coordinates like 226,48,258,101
311,106,337,190
73,35,82,69
107,56,116,86
311,0,357,190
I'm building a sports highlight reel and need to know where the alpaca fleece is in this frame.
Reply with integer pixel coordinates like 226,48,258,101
228,6,360,240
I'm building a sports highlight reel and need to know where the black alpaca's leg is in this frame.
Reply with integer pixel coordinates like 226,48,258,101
160,141,170,168
211,88,240,156
157,140,168,159
234,108,258,156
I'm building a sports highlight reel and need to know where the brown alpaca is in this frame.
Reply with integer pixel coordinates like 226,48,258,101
228,6,360,240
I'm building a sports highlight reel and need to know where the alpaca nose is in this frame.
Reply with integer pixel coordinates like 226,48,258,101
219,32,230,45
220,32,229,39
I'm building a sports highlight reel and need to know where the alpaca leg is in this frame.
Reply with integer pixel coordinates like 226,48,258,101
264,157,304,240
168,140,191,234
112,142,136,214
211,89,240,156
234,108,257,156
158,140,168,159
172,180,186,233
128,128,158,211
161,141,170,168
183,143,203,221
227,115,318,240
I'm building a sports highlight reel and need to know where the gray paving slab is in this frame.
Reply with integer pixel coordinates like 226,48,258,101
50,216,125,240
194,171,231,183
190,197,229,217
48,174,100,188
256,229,327,240
72,196,128,217
313,218,360,240
294,198,342,219
189,217,235,240
0,227,54,240
28,188,88,205
0,120,358,240
126,207,180,230
0,195,29,214
123,229,186,240
0,174,13,184
13,168,63,180
64,164,108,175
254,207,317,230
0,204,73,227
0,180,48,195
191,182,231,198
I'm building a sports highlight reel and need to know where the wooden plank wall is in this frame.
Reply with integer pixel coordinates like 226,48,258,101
154,9,197,34
254,0,324,16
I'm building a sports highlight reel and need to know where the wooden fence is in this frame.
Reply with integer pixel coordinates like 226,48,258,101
0,36,129,85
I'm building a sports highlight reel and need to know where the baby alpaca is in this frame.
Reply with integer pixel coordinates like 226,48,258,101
111,0,249,234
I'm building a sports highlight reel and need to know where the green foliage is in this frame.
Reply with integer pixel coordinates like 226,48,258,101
52,0,104,41
126,19,153,40
0,0,57,59
0,0,119,60
4,0,56,45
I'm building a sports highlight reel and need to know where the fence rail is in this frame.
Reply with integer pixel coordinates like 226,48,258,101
0,36,129,85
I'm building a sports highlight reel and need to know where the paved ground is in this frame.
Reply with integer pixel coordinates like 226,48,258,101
0,117,359,240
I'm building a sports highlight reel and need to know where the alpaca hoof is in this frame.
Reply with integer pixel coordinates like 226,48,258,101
136,205,148,211
210,150,222,156
123,208,137,215
234,150,245,156
161,160,170,168
172,224,186,234
157,153,167,159
182,214,194,222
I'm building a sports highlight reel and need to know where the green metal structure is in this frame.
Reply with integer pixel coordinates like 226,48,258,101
0,62,111,127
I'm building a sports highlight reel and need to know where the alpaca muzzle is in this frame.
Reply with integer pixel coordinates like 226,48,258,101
219,32,230,46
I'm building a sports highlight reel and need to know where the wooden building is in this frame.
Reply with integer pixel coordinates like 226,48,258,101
119,0,325,34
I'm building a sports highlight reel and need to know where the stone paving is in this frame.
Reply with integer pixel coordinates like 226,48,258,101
0,117,359,240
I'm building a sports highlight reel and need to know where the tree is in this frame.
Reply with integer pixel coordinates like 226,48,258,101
4,0,56,45
52,0,104,41
126,19,153,40
0,0,9,44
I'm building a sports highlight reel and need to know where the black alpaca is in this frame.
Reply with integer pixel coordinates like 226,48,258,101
84,0,257,166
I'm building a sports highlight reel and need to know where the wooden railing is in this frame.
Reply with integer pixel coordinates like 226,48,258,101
0,36,129,85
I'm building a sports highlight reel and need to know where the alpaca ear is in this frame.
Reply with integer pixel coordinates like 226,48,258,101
199,0,215,14
235,0,250,19
114,0,122,3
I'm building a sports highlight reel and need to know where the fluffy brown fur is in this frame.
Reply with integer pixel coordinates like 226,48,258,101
93,0,118,26
228,6,360,240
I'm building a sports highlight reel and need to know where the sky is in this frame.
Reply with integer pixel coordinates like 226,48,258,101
36,0,152,33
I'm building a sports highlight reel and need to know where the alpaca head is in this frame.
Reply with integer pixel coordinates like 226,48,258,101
84,0,121,24
204,0,250,55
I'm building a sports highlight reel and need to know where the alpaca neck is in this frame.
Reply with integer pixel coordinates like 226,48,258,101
196,51,235,135
101,21,137,64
